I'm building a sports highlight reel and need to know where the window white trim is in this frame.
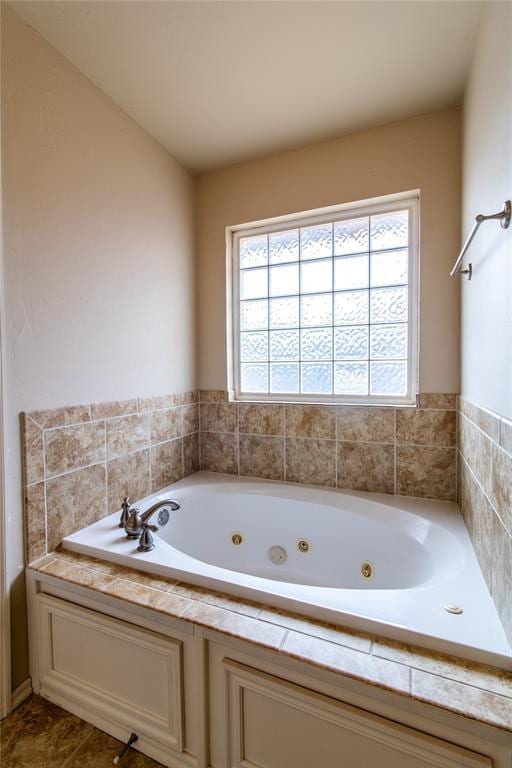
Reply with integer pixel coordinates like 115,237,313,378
227,191,420,406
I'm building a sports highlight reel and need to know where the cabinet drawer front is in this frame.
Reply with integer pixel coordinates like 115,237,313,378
36,594,184,751
224,660,491,768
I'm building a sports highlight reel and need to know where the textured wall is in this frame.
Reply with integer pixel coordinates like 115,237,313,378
461,1,512,419
2,7,196,687
195,108,461,394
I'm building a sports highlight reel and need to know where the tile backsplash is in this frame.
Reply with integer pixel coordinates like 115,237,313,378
458,396,512,643
198,391,457,501
22,391,199,563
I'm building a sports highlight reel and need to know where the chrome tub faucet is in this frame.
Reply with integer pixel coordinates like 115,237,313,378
121,498,180,552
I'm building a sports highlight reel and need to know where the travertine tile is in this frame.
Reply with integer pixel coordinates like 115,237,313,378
285,438,336,487
492,516,512,643
412,669,512,730
150,407,181,444
239,403,284,435
396,445,456,501
374,638,512,698
337,442,394,494
258,607,372,653
492,443,512,535
28,404,91,429
106,413,149,459
24,482,46,563
239,434,284,480
107,449,150,513
41,559,116,591
459,397,500,442
282,632,410,693
91,399,138,419
458,459,493,590
180,600,286,649
183,432,199,476
396,408,456,447
0,694,94,768
199,389,227,403
172,582,261,617
46,464,106,551
200,402,238,433
150,439,183,492
104,579,191,616
173,390,198,405
45,421,105,478
458,413,493,498
182,403,199,435
22,415,44,484
285,404,336,439
137,394,175,412
337,406,394,443
107,564,176,591
200,431,238,474
500,417,512,456
418,393,457,409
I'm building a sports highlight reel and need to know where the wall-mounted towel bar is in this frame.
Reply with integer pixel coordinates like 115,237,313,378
450,200,511,280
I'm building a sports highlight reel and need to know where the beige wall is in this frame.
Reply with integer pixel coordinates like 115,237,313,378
2,7,196,687
195,108,461,393
461,1,512,420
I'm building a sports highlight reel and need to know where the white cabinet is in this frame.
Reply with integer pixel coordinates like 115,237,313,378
35,594,187,765
222,659,491,768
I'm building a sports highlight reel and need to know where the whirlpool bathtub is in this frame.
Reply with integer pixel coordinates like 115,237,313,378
63,472,512,668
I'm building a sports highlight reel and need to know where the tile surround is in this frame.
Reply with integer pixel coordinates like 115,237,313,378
198,391,458,500
22,391,199,561
458,395,512,644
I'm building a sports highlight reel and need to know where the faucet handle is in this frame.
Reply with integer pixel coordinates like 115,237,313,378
118,496,131,528
137,523,155,553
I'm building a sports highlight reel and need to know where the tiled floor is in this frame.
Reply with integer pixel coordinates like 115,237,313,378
0,694,163,767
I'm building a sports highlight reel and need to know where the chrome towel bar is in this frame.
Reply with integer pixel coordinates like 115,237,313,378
450,200,511,280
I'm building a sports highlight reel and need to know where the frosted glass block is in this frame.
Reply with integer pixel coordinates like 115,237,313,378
240,234,268,268
270,363,299,393
240,267,268,300
334,326,368,359
334,255,369,290
302,363,333,394
269,229,299,264
269,264,299,296
301,259,332,294
370,286,408,324
334,362,368,395
301,294,332,327
240,331,268,362
370,361,407,395
300,224,332,260
371,248,408,287
334,290,369,325
301,328,332,360
334,216,369,255
240,299,268,331
241,363,268,393
269,297,299,328
270,330,299,361
370,210,408,251
370,324,407,360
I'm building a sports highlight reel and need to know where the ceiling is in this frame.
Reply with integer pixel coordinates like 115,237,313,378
9,1,481,173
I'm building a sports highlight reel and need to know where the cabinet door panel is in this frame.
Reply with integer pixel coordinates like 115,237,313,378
37,594,184,751
224,659,491,768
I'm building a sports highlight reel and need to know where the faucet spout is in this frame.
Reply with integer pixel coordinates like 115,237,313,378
124,498,180,540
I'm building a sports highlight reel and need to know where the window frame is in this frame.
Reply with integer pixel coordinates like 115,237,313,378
227,191,420,406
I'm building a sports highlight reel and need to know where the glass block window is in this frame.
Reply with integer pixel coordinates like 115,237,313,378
232,194,418,403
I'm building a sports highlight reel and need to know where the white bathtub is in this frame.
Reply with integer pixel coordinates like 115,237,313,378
63,472,512,668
